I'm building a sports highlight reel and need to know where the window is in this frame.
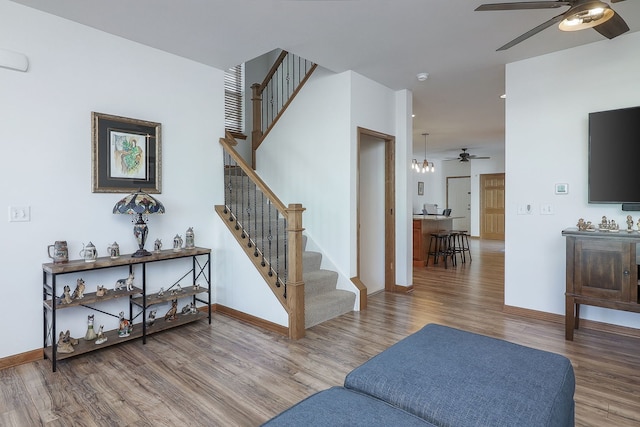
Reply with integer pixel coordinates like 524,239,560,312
224,64,245,138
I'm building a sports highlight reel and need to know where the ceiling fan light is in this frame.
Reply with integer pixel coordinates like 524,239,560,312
559,2,614,32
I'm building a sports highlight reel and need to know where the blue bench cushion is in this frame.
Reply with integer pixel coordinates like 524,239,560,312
261,386,436,426
344,324,575,427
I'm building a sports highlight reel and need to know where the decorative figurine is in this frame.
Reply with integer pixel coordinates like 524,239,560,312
577,218,587,231
627,215,634,232
115,272,134,291
185,227,195,249
176,284,184,293
610,220,619,232
173,234,183,251
118,311,132,337
107,242,120,259
60,285,73,304
95,325,107,344
71,278,86,300
154,238,162,253
165,299,178,321
79,241,98,262
146,310,157,327
194,283,201,290
157,287,164,297
84,314,97,341
181,304,191,315
96,285,107,297
57,330,75,354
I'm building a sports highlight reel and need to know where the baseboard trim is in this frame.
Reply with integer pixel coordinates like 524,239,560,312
503,305,640,339
0,348,42,371
213,304,289,337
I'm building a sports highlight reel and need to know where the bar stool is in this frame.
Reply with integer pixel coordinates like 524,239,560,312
427,231,456,268
450,230,471,263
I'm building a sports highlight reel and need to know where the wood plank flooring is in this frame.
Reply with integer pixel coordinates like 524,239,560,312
2,239,640,426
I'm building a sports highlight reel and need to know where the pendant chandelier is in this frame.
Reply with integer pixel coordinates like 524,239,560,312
412,133,434,173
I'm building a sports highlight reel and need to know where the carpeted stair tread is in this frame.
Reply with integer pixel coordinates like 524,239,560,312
303,251,322,272
305,290,357,328
304,269,339,297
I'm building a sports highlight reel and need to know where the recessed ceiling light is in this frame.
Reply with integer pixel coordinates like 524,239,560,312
417,72,429,82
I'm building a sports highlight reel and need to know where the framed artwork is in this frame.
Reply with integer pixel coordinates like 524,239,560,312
555,183,568,195
91,112,162,193
418,181,424,196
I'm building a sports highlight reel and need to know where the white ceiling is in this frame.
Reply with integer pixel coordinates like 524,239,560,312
10,0,640,158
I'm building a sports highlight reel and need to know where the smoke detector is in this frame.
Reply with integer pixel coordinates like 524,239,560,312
417,72,429,82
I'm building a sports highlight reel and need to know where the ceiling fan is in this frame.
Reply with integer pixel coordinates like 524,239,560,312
445,148,491,162
475,0,630,50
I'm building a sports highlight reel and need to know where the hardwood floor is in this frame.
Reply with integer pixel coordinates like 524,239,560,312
2,239,640,426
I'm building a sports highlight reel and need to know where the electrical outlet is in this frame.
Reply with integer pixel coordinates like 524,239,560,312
8,206,30,222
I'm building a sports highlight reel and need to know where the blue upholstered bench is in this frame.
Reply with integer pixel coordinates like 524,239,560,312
263,324,575,427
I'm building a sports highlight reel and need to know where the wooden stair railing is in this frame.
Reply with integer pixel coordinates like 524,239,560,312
251,50,317,169
216,132,306,339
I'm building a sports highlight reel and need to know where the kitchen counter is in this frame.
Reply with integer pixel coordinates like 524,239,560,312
412,215,462,266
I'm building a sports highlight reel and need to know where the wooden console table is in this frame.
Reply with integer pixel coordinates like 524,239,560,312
562,229,640,340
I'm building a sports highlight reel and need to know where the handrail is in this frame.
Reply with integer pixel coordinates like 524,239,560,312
251,50,317,169
220,132,287,214
218,132,305,339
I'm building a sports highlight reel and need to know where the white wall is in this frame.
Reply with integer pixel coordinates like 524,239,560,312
0,1,228,359
258,69,413,296
505,31,640,329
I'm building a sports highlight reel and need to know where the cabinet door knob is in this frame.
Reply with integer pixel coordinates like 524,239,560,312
624,269,630,276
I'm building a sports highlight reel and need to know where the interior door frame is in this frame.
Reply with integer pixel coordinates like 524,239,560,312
355,127,396,308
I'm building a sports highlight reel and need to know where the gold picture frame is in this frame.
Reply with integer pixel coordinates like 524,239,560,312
91,112,161,193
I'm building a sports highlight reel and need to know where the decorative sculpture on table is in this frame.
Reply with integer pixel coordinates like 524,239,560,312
627,215,634,232
96,285,107,297
118,311,132,337
71,278,85,300
84,314,97,341
60,285,73,304
57,330,77,354
95,325,107,344
146,310,157,327
165,299,178,321
114,272,134,291
154,238,162,253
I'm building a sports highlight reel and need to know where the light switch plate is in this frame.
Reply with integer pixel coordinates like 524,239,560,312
9,206,30,222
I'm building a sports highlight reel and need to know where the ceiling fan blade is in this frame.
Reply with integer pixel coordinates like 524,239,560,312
610,0,626,3
469,156,492,160
497,13,565,50
475,1,571,11
594,11,629,39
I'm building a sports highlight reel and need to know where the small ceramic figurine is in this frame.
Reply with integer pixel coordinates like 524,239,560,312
118,311,132,337
165,299,178,321
181,304,191,315
185,227,195,249
95,325,107,345
157,287,164,297
114,272,134,291
79,241,97,262
173,234,183,251
60,285,73,304
71,278,85,300
57,331,75,354
189,302,197,314
96,285,107,297
627,215,634,232
194,283,200,290
577,218,586,231
84,314,97,341
154,238,162,253
146,310,157,327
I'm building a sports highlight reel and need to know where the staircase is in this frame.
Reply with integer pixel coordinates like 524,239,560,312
220,167,356,329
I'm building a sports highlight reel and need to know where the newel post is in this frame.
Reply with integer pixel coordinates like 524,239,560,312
251,83,263,170
286,203,305,339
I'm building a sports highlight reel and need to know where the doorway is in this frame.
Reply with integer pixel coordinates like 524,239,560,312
446,176,471,232
356,127,396,304
480,173,505,240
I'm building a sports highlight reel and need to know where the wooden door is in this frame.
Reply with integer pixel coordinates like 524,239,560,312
447,176,471,232
480,173,505,240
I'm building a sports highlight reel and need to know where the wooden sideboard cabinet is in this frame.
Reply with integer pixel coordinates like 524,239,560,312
563,229,640,340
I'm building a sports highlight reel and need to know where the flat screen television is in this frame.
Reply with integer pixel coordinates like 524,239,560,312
588,105,640,208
